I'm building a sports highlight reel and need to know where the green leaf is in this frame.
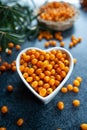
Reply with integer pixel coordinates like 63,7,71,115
6,33,25,43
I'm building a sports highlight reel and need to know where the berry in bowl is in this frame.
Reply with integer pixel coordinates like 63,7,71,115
16,47,73,104
37,1,79,31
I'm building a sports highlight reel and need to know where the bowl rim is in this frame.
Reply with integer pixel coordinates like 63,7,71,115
16,47,74,104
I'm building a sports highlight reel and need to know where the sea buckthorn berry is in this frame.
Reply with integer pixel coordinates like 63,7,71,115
31,58,38,65
76,76,82,83
11,65,16,71
36,68,42,75
55,80,60,87
28,68,34,75
73,39,77,46
64,60,69,66
44,76,50,82
73,87,79,93
67,84,73,91
6,49,12,55
72,99,80,107
38,80,43,86
38,35,43,40
77,37,82,43
23,73,28,79
60,71,66,78
42,60,49,68
57,101,64,110
80,123,87,130
1,106,8,114
51,41,57,46
50,54,55,60
36,61,43,68
0,127,7,130
69,42,73,48
45,53,50,60
64,66,69,73
26,77,33,83
47,88,53,94
16,118,24,126
15,45,21,50
39,73,45,79
39,88,46,97
44,42,50,48
73,79,80,87
73,58,77,65
46,64,53,70
61,87,68,93
51,69,56,75
44,71,51,76
7,85,14,92
34,76,40,81
60,41,65,47
49,79,55,86
43,83,50,89
31,81,38,88
8,42,14,49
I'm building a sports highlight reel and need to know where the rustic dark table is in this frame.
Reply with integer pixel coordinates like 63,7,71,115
0,4,87,130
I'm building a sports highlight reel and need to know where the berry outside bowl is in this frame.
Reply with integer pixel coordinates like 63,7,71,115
37,2,79,31
16,47,74,104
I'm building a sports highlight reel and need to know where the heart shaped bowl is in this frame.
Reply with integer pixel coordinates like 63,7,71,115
37,2,79,31
16,47,74,104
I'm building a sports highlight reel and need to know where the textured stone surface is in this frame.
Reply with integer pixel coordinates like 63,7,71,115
0,7,87,130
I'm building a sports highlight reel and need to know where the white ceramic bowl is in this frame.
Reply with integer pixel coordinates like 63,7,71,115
37,2,79,31
16,47,74,104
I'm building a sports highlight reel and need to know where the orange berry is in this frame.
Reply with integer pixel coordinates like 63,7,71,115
60,41,65,47
67,84,73,91
73,58,77,65
49,79,55,86
38,80,43,86
7,85,14,92
31,81,38,88
80,123,87,130
39,73,45,79
61,87,68,93
44,42,50,48
76,77,82,83
15,45,21,50
39,88,46,97
47,88,53,94
23,73,28,78
46,64,53,70
72,99,80,107
6,49,12,55
44,76,50,82
8,42,14,48
44,70,51,76
73,87,79,93
26,77,33,83
28,68,34,75
57,101,64,110
73,79,80,87
69,42,73,48
31,58,38,65
1,106,8,114
16,118,24,126
43,83,50,89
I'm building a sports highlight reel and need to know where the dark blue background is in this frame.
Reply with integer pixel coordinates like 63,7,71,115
0,5,87,130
